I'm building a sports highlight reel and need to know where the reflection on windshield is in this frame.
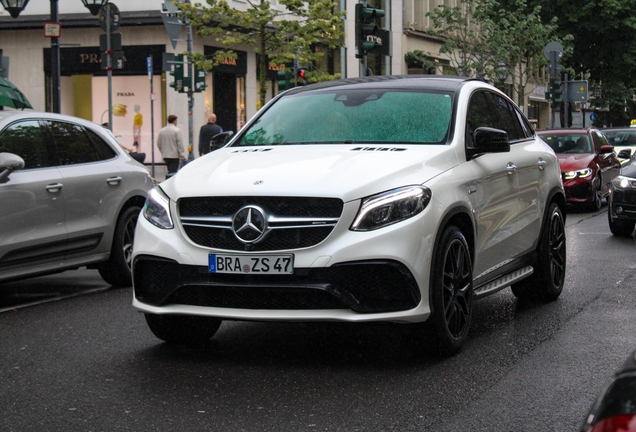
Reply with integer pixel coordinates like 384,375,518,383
236,90,453,146
539,134,593,154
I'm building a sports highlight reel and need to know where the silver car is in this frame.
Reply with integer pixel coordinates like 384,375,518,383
0,111,154,286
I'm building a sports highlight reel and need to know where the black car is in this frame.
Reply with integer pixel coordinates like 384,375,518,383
580,349,636,431
608,154,636,236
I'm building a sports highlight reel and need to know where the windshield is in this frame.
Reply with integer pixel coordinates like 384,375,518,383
539,133,593,154
236,89,453,146
603,129,636,147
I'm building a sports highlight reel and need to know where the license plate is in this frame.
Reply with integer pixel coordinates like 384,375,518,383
209,254,294,274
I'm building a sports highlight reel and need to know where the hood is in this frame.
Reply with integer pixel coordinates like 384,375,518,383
557,153,595,172
160,144,459,202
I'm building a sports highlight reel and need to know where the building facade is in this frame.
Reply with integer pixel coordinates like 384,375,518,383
0,0,403,163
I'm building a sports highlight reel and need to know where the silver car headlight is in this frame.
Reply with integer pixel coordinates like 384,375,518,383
142,187,174,229
612,176,636,189
563,168,593,180
350,186,431,231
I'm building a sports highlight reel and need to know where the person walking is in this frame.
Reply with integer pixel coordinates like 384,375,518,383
198,113,223,156
157,114,186,175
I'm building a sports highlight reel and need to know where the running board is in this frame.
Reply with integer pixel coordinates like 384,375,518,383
473,265,534,299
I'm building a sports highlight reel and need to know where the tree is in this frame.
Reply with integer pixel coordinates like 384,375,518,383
426,0,497,80
178,0,346,108
425,0,558,111
484,0,559,110
529,0,636,124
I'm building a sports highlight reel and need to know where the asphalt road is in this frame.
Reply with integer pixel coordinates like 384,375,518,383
1,206,635,431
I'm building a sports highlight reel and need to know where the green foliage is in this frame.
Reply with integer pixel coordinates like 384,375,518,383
177,0,346,107
404,50,438,72
529,0,636,119
426,0,559,110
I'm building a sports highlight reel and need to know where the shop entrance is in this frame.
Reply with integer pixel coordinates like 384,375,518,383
213,72,237,134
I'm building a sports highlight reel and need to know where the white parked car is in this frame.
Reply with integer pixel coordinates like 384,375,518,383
133,76,567,355
0,111,154,287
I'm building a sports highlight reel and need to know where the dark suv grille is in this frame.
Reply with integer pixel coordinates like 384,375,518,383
133,256,421,314
179,196,344,251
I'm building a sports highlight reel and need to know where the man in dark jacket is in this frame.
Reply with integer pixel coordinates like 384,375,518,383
198,113,223,156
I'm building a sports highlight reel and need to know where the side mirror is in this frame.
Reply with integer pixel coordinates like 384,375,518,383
600,144,615,154
0,152,25,183
617,149,632,159
209,131,234,152
466,127,510,159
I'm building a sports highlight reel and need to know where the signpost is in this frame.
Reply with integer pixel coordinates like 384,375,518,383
99,3,121,131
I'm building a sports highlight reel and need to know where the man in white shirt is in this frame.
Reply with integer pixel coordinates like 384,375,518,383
157,114,187,174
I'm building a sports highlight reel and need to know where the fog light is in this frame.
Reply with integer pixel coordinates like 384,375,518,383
616,206,624,214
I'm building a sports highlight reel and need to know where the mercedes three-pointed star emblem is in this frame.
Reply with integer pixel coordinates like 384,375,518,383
232,206,267,243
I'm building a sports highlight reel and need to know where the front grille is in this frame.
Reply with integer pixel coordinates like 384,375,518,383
179,196,344,251
183,225,334,251
133,256,421,314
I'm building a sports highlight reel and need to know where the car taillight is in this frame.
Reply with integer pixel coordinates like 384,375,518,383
589,414,636,432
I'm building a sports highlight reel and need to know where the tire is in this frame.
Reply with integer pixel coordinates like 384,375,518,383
511,202,566,300
589,175,602,211
144,314,222,346
98,206,141,287
608,208,635,237
407,225,473,356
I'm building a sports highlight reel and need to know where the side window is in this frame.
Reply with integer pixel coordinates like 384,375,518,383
515,109,533,138
0,120,52,169
85,128,117,160
490,94,523,141
46,121,100,165
593,131,608,152
466,91,493,146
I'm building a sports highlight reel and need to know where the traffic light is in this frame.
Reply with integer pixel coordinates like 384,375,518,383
552,76,563,103
169,54,184,92
355,3,385,59
296,68,308,86
194,67,207,92
277,70,292,93
545,82,551,102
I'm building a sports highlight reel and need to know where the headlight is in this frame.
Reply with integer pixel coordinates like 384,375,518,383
350,186,431,231
142,187,174,229
612,176,636,189
563,168,593,180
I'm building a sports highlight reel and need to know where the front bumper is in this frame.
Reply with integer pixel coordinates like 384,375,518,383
563,178,594,204
609,186,636,221
133,255,420,314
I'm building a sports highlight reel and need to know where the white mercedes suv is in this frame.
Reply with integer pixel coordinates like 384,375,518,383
133,76,567,355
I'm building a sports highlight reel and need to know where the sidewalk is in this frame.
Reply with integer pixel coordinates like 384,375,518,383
144,163,168,183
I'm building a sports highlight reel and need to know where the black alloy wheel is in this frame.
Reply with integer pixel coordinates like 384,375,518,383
425,225,473,355
511,202,566,300
98,205,141,287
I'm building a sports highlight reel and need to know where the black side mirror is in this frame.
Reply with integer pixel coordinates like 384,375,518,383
0,152,25,183
617,149,632,159
209,131,234,152
466,127,510,159
600,144,615,154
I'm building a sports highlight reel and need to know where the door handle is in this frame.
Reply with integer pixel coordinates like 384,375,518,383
538,158,547,170
507,162,517,174
106,176,122,186
46,183,63,193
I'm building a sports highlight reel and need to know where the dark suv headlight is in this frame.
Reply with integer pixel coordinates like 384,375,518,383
350,186,431,231
612,176,636,190
142,187,174,229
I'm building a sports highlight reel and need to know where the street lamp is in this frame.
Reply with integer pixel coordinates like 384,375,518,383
0,0,109,113
495,61,509,83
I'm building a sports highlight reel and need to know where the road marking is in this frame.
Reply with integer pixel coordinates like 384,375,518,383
0,287,110,313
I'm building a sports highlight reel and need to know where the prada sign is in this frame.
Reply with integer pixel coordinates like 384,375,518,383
203,46,247,75
43,45,165,75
